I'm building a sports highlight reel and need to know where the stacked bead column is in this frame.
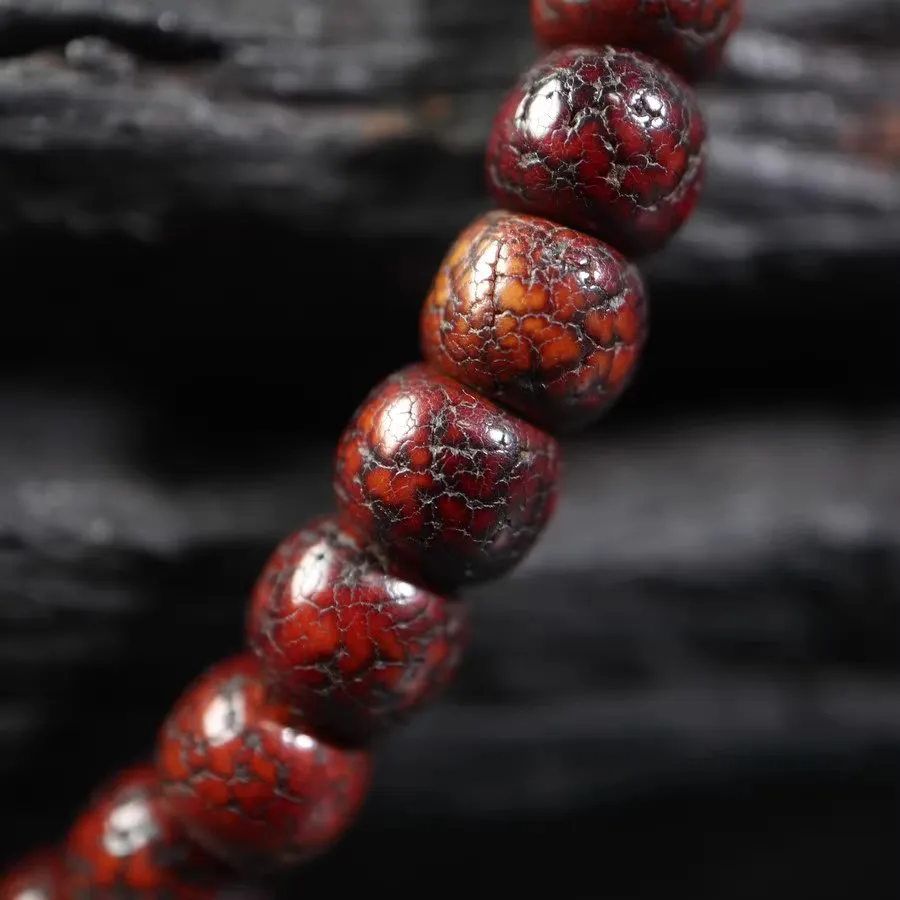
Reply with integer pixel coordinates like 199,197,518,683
1,2,743,897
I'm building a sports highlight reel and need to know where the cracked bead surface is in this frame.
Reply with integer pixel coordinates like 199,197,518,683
247,517,469,743
157,654,372,872
64,765,221,899
334,363,560,588
531,0,744,81
421,211,648,433
0,851,61,900
486,46,706,257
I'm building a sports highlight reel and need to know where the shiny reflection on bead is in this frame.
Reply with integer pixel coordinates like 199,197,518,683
632,89,666,127
388,579,417,603
380,393,420,457
520,75,564,141
281,728,317,753
102,796,158,857
201,686,246,747
291,539,330,598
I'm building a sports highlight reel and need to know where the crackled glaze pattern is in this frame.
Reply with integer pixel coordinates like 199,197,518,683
157,655,372,872
0,851,61,900
334,364,561,588
421,211,648,433
247,517,469,743
486,46,705,257
531,0,744,81
64,765,221,899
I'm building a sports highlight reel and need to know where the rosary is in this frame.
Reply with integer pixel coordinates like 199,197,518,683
1,1,743,896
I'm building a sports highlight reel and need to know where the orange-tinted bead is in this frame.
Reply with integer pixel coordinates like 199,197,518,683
421,211,648,432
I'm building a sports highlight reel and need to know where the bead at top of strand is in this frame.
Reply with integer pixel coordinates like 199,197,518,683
486,45,706,257
531,0,744,81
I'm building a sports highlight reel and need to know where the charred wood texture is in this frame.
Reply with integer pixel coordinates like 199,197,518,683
0,0,898,280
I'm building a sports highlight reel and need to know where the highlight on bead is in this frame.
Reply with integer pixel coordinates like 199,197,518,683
486,45,706,257
421,210,648,433
531,0,744,81
334,363,561,588
247,517,469,743
157,654,372,872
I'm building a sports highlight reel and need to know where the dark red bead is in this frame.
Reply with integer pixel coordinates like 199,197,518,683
0,851,61,900
421,211,648,433
531,0,744,81
486,46,706,257
156,654,372,872
334,364,561,588
63,765,221,899
247,516,469,743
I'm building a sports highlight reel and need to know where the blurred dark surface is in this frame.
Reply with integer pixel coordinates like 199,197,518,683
0,0,899,897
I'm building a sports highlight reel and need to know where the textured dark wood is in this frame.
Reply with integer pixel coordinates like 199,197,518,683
0,0,898,288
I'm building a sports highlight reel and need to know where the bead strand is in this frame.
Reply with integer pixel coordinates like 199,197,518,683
1,3,741,896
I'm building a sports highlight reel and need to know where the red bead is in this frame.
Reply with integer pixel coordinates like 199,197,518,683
486,46,706,257
334,364,561,588
420,211,648,433
247,516,469,743
0,851,61,900
156,654,372,872
63,765,221,899
531,0,744,81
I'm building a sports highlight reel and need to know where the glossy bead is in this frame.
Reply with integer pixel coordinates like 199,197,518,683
334,364,561,588
247,517,468,744
421,211,648,433
531,0,744,81
0,851,61,900
157,654,372,872
64,765,221,899
486,46,706,257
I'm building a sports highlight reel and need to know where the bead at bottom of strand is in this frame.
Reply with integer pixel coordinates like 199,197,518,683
247,516,469,745
333,363,562,589
156,653,373,873
64,765,224,899
0,850,62,900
